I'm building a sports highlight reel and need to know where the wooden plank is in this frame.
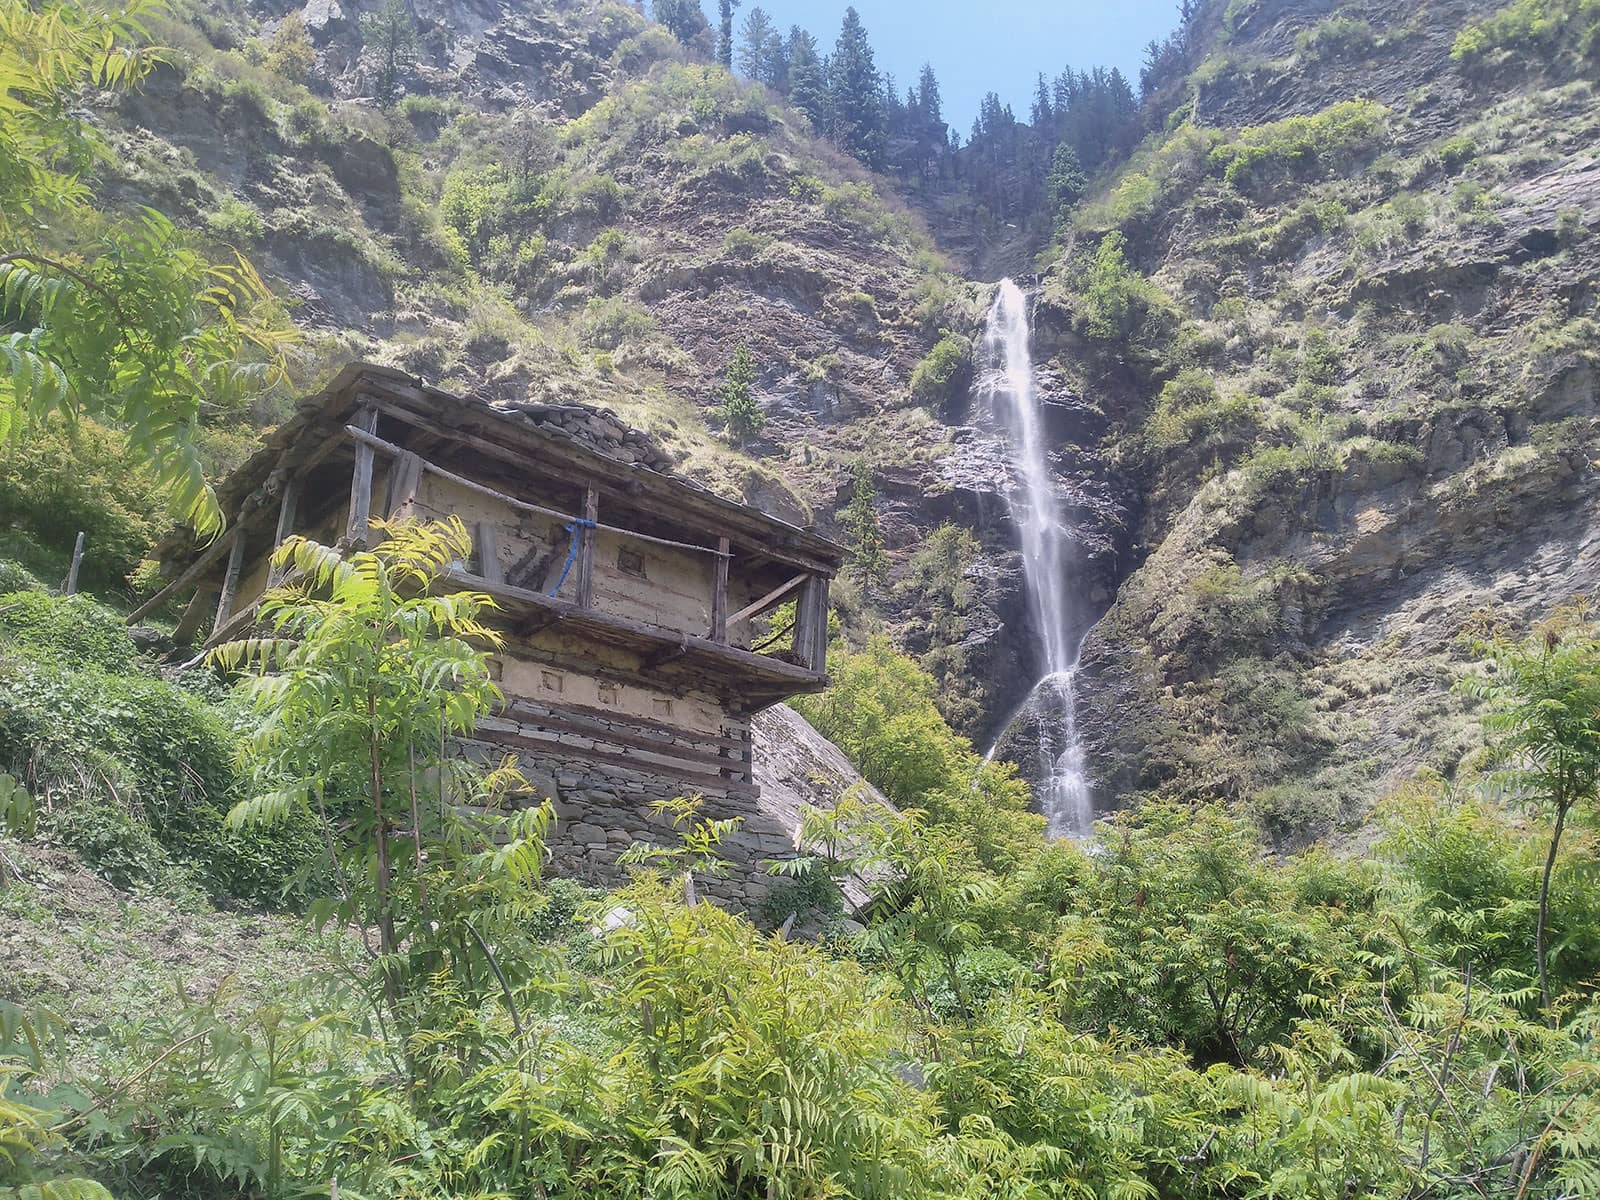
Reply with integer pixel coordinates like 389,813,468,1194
171,584,216,645
63,531,86,596
125,524,243,624
213,534,247,636
726,572,808,629
345,423,724,558
384,451,424,518
501,696,749,752
576,487,597,610
266,477,299,586
711,535,729,644
469,729,759,797
479,713,736,774
811,576,831,675
346,406,379,547
369,400,840,575
475,520,503,583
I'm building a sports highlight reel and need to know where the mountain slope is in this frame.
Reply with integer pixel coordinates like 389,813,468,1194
1038,0,1600,839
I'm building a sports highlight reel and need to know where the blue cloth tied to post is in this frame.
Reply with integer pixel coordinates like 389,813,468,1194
548,517,596,596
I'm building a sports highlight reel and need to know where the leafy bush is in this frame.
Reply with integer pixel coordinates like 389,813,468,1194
0,421,165,594
575,296,656,351
719,226,771,259
1083,231,1168,341
1209,99,1389,194
909,332,971,410
1296,14,1376,59
1452,0,1600,67
1146,368,1263,454
204,195,265,245
0,591,138,672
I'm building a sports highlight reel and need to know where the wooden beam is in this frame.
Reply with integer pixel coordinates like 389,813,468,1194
125,524,243,624
475,520,503,582
711,535,729,644
369,398,840,575
171,584,216,645
642,640,690,671
726,572,808,629
62,531,86,596
213,534,247,636
266,477,299,586
346,406,379,547
384,450,424,518
575,488,597,610
467,729,761,799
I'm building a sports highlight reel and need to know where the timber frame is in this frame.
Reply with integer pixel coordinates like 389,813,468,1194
138,363,845,728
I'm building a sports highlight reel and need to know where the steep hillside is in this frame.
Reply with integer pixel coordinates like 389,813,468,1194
1034,0,1600,840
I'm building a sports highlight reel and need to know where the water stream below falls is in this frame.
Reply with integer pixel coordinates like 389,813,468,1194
979,280,1094,839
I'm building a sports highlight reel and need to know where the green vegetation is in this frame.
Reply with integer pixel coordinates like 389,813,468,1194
1452,0,1600,68
716,340,764,446
1296,14,1378,60
841,456,887,591
1209,99,1389,194
908,332,970,409
0,0,295,535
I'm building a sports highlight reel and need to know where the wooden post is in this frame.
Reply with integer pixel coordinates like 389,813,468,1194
384,450,424,518
213,534,247,637
794,575,830,673
63,531,86,596
475,520,503,582
711,535,729,643
346,406,380,547
124,525,243,625
172,586,216,645
267,477,299,586
575,487,597,610
811,576,830,675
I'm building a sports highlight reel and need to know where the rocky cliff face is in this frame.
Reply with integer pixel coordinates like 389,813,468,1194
1044,0,1600,841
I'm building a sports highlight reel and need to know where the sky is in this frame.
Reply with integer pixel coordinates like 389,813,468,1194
738,0,1182,132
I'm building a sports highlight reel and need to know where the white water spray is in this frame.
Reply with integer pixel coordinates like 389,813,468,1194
979,280,1093,839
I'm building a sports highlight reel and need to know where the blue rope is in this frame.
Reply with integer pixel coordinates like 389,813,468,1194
548,518,596,596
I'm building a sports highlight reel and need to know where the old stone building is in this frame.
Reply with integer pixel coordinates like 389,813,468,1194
134,364,845,905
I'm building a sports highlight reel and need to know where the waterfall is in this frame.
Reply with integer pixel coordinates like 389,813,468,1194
979,279,1094,839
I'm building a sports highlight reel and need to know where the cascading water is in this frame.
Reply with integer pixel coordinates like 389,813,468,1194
979,279,1094,839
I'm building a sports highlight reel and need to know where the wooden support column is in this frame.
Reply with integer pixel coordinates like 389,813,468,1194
346,405,380,547
63,531,86,595
711,535,729,644
172,585,217,645
213,534,247,637
266,477,299,586
384,450,424,517
794,575,830,673
475,520,503,583
575,487,597,610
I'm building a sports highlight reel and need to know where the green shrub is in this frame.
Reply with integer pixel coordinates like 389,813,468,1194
720,226,772,259
1452,0,1600,66
0,420,165,594
1083,232,1167,341
571,174,625,221
1146,369,1263,453
1438,132,1478,173
205,195,265,245
1209,99,1389,194
0,591,139,672
576,296,656,350
909,333,971,410
1296,15,1376,60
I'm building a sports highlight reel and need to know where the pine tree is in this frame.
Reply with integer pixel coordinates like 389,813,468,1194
826,7,885,167
786,27,826,126
916,62,942,124
737,6,783,86
1030,72,1053,127
1046,142,1087,227
654,0,710,49
361,0,418,106
718,341,764,446
843,457,887,590
716,0,740,68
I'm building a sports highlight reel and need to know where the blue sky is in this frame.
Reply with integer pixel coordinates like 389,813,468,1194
736,0,1181,131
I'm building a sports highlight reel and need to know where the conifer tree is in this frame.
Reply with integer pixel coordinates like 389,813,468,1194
1046,141,1087,226
786,27,827,126
718,341,763,446
843,457,887,590
916,62,942,124
361,0,418,105
716,0,740,68
826,7,885,167
737,6,783,86
654,0,710,49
